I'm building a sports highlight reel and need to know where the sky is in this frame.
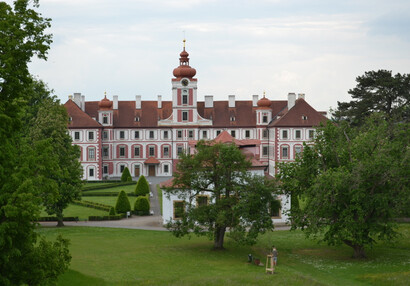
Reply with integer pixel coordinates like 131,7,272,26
15,0,410,112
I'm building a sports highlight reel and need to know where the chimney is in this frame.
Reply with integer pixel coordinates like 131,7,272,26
81,95,85,111
135,95,141,109
228,95,235,108
298,93,305,100
252,94,259,107
73,92,81,107
288,92,296,110
113,95,118,110
158,95,162,109
205,95,213,108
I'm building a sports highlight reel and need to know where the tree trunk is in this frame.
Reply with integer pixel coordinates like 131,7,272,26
213,226,226,250
343,239,366,259
56,211,64,227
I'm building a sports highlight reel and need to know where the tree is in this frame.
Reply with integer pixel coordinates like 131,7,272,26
333,70,410,125
115,190,131,214
134,196,150,215
135,175,150,196
29,98,83,227
165,141,280,249
278,115,409,258
121,167,132,182
0,1,71,284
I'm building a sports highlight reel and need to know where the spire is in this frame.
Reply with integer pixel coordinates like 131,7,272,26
173,39,196,79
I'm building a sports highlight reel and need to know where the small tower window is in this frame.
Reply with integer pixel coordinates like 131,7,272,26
262,115,268,123
103,116,108,124
302,115,308,120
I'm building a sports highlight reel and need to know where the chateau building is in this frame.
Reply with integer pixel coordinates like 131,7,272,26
64,43,327,182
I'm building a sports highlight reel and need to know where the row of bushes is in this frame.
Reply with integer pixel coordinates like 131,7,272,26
116,190,150,215
72,200,111,212
37,216,79,222
81,191,136,197
89,214,125,221
81,181,135,191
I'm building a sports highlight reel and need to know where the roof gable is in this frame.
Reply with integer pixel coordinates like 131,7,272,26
64,100,102,128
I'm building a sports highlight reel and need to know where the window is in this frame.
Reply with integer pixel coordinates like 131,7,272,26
163,146,169,157
230,116,235,121
262,114,268,123
245,130,250,139
135,116,140,122
103,116,108,124
102,146,109,158
149,131,154,139
182,111,188,121
88,131,94,140
216,130,221,136
103,165,108,174
188,130,194,139
102,131,108,140
295,145,302,155
149,146,155,157
295,130,301,140
270,200,281,217
262,129,268,139
163,131,168,139
88,148,95,160
120,131,125,139
177,146,183,155
302,115,308,120
281,146,289,159
74,132,80,140
120,165,125,173
134,146,140,157
182,91,188,104
164,164,169,173
202,130,208,139
177,130,183,139
231,130,236,138
173,201,185,219
197,195,208,207
262,145,269,157
89,168,94,177
135,131,140,139
282,130,288,140
119,146,125,157
308,130,315,139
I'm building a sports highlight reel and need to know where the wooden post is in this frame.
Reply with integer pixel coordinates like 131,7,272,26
266,254,274,274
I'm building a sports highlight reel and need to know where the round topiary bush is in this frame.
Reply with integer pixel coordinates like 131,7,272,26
121,167,132,182
135,175,150,197
115,190,131,214
109,207,116,215
134,196,150,215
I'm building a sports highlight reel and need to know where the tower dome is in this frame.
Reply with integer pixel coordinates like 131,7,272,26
173,39,196,79
98,94,112,109
257,94,271,108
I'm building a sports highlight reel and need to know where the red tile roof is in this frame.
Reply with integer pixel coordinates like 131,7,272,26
144,157,160,164
64,100,102,128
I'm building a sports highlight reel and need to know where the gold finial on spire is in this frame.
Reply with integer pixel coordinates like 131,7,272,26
183,30,186,48
104,91,107,98
263,91,266,98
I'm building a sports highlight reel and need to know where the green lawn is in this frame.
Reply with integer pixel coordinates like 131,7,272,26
41,204,108,220
82,196,139,208
38,224,410,286
83,184,137,194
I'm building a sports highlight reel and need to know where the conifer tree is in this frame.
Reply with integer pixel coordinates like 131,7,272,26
115,190,131,214
135,175,150,196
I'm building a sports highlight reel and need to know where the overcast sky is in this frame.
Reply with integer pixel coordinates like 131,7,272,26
18,0,410,112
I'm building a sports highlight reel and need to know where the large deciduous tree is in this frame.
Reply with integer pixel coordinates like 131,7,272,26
0,1,71,284
278,115,409,258
333,70,410,125
165,141,280,250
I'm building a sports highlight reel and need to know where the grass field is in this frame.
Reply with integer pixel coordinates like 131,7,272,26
38,224,410,286
83,184,136,194
82,196,139,208
40,204,109,220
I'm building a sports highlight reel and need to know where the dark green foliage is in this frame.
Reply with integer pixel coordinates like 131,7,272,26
38,216,79,222
134,196,150,215
72,200,111,212
115,190,131,214
121,167,132,182
81,191,136,197
135,175,150,196
278,115,410,258
166,141,280,249
89,214,124,221
81,181,135,191
0,1,71,284
109,207,116,215
333,70,410,125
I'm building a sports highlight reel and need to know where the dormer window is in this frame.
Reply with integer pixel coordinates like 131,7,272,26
68,117,72,123
103,116,108,124
135,116,140,122
262,115,268,123
230,116,235,121
302,115,308,120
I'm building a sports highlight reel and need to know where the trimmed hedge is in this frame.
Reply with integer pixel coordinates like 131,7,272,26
121,167,132,182
38,216,79,222
89,214,125,221
135,175,150,196
134,196,150,216
72,200,111,212
115,190,131,214
109,207,116,215
81,181,135,192
81,191,137,197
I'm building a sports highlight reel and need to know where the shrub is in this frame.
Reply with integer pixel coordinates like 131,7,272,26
121,167,132,182
134,196,150,215
109,207,116,215
135,175,150,196
115,190,131,214
81,181,135,192
88,214,125,221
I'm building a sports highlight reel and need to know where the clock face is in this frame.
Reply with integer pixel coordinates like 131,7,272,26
181,79,189,86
